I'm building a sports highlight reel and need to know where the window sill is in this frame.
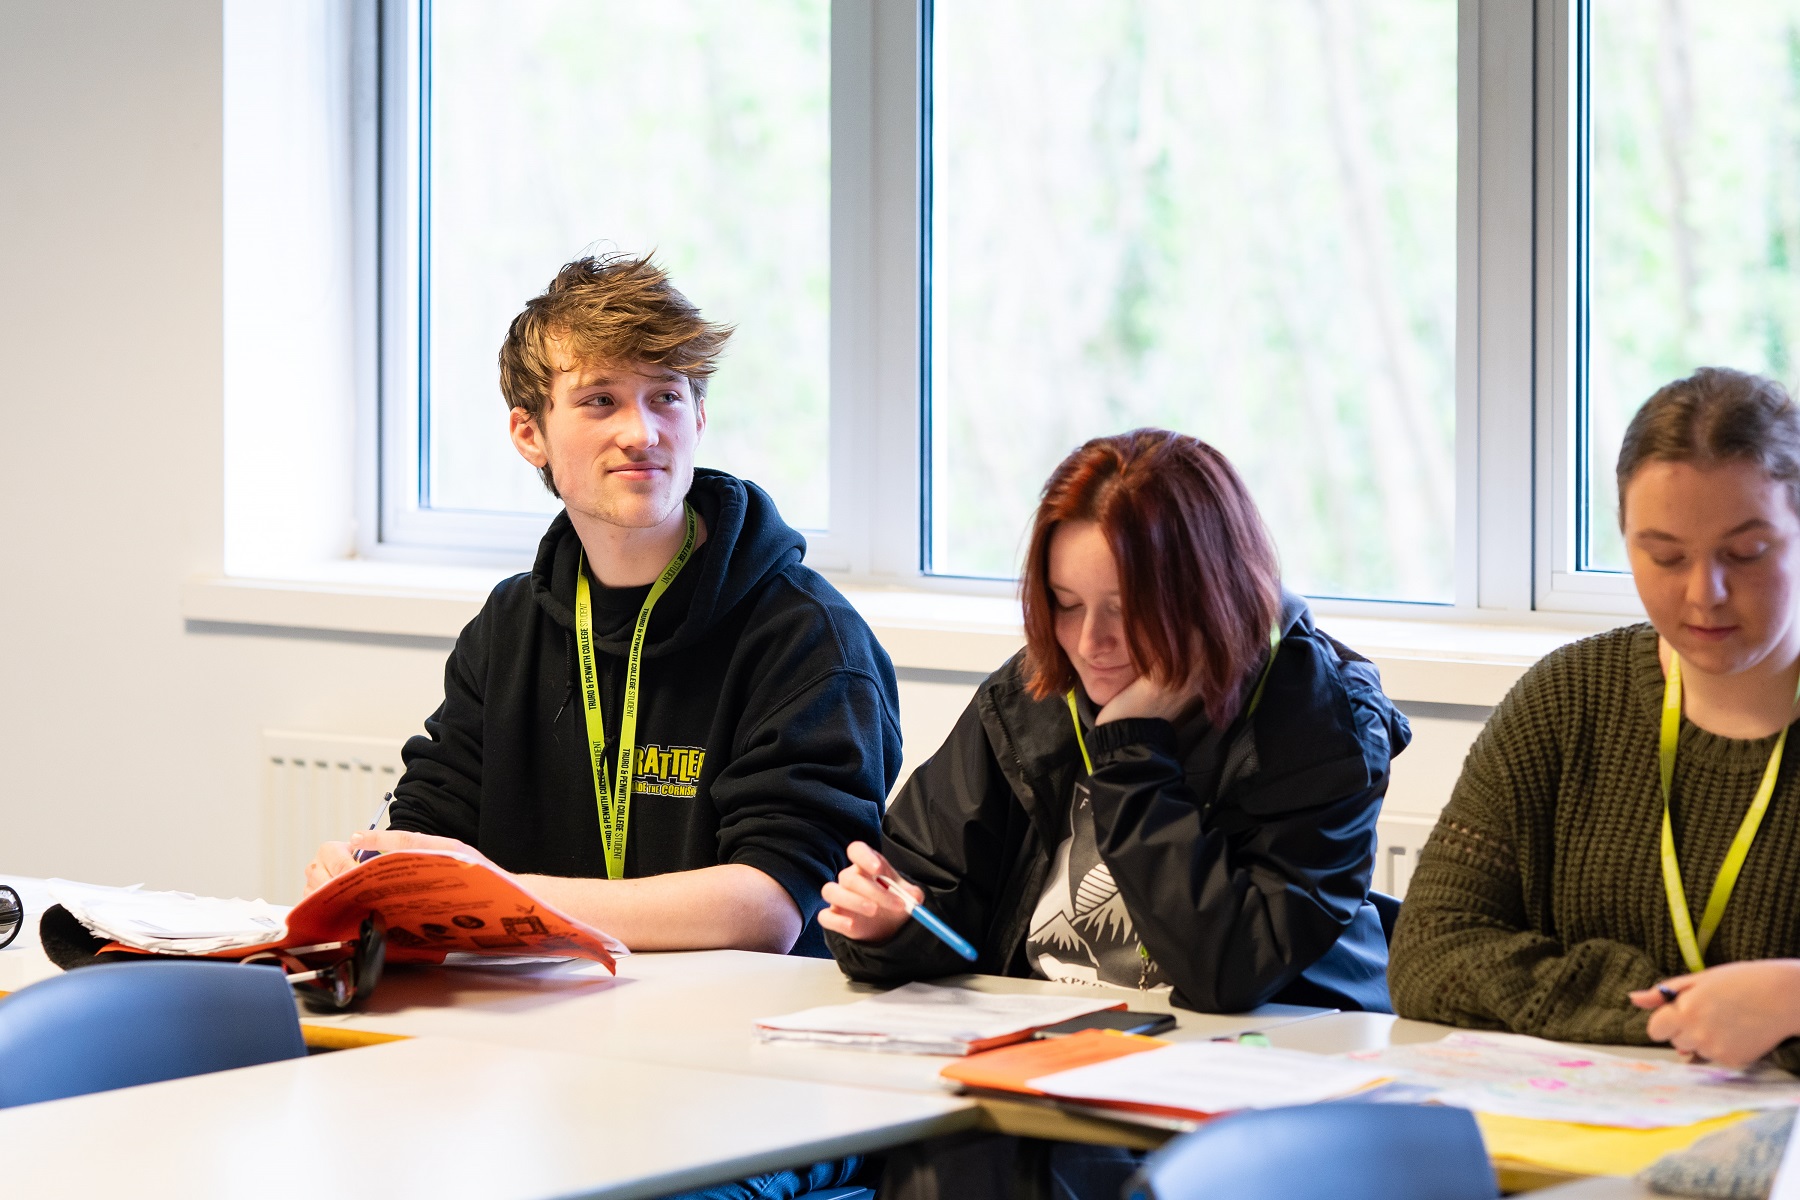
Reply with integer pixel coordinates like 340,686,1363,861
182,563,517,641
182,565,1631,707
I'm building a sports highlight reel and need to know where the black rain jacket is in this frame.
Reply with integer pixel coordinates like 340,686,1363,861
389,470,901,956
828,595,1408,1010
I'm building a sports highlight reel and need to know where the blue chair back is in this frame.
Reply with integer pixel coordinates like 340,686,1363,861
1127,1103,1495,1200
1370,890,1402,945
0,961,307,1109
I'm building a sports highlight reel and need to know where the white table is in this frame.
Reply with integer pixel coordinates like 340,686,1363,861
1531,1182,1659,1199
299,948,1326,1095
0,874,1327,1193
1263,1010,1685,1064
5,873,1693,1195
0,1035,972,1200
1,876,984,1197
2,871,1327,1102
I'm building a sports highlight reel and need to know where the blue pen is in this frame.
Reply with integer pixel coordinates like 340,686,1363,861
876,874,978,962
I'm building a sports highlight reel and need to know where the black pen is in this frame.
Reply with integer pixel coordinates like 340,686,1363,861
352,793,397,863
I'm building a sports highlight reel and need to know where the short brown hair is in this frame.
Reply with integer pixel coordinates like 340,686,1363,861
1616,367,1800,525
498,254,734,485
1020,429,1282,727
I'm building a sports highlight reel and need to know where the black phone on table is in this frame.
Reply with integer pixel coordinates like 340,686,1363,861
1032,1009,1177,1038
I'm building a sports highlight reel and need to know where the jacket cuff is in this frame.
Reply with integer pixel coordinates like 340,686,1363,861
826,915,957,983
1086,717,1178,759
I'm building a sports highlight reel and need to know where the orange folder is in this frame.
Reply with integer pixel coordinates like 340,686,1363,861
941,1029,1218,1123
943,1029,1166,1093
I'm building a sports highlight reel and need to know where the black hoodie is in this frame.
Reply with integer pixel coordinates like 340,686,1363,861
389,470,901,956
828,595,1409,1011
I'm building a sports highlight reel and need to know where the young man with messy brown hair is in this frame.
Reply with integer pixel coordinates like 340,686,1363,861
306,254,899,959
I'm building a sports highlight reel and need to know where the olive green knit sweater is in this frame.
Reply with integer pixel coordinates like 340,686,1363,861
1390,623,1800,1070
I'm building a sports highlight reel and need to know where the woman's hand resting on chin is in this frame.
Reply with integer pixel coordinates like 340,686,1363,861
1095,671,1209,725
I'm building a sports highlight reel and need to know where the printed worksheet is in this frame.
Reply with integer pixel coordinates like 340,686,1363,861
1345,1032,1800,1127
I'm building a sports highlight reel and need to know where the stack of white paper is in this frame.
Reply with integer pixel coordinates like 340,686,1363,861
1026,1041,1392,1114
754,982,1126,1054
48,880,290,955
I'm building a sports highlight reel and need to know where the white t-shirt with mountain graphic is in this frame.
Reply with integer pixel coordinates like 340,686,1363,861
1025,779,1171,992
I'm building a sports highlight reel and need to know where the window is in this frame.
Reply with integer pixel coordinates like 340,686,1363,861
1578,0,1800,573
368,0,1787,619
379,0,831,554
926,1,1458,602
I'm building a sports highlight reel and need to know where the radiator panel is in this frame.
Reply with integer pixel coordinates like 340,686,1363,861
1375,814,1439,900
262,731,405,904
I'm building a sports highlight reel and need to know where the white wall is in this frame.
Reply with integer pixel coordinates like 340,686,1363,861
0,1,1484,901
0,0,438,896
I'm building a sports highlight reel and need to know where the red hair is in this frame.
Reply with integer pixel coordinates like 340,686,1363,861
1021,429,1282,727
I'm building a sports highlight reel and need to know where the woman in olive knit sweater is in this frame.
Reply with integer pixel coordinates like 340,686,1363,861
1392,368,1800,1070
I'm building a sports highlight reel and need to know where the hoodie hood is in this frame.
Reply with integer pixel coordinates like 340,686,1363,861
528,469,807,659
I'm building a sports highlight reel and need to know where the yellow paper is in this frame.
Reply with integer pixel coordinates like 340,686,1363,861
1477,1110,1752,1176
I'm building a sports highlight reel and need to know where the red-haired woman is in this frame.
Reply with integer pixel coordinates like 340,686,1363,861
823,429,1409,1014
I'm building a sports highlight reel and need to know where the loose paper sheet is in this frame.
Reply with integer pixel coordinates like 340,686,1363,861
1025,1041,1391,1114
754,982,1124,1054
48,880,290,955
1344,1032,1800,1128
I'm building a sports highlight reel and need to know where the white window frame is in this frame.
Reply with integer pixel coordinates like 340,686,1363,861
1533,0,1641,614
361,0,1644,620
362,0,918,573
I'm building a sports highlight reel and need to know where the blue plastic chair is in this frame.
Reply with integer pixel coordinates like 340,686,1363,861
1370,890,1402,945
1125,1103,1496,1200
0,960,307,1109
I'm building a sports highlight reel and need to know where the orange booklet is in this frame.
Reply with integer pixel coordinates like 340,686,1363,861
281,851,627,967
101,852,626,971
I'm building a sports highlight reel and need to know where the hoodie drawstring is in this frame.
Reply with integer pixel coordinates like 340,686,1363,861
553,628,576,730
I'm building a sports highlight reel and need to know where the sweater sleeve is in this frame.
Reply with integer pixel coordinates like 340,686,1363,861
1388,667,1662,1044
707,666,896,931
387,612,487,844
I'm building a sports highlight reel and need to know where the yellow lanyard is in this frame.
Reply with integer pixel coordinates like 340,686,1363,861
1658,652,1800,973
573,504,698,880
1069,624,1282,776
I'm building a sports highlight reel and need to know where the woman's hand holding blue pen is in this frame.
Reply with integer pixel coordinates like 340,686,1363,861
818,841,923,944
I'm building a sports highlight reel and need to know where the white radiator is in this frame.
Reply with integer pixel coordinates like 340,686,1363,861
262,730,406,904
1375,814,1439,900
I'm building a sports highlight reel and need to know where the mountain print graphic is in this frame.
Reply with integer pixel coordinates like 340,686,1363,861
1031,911,1084,957
1026,782,1167,990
